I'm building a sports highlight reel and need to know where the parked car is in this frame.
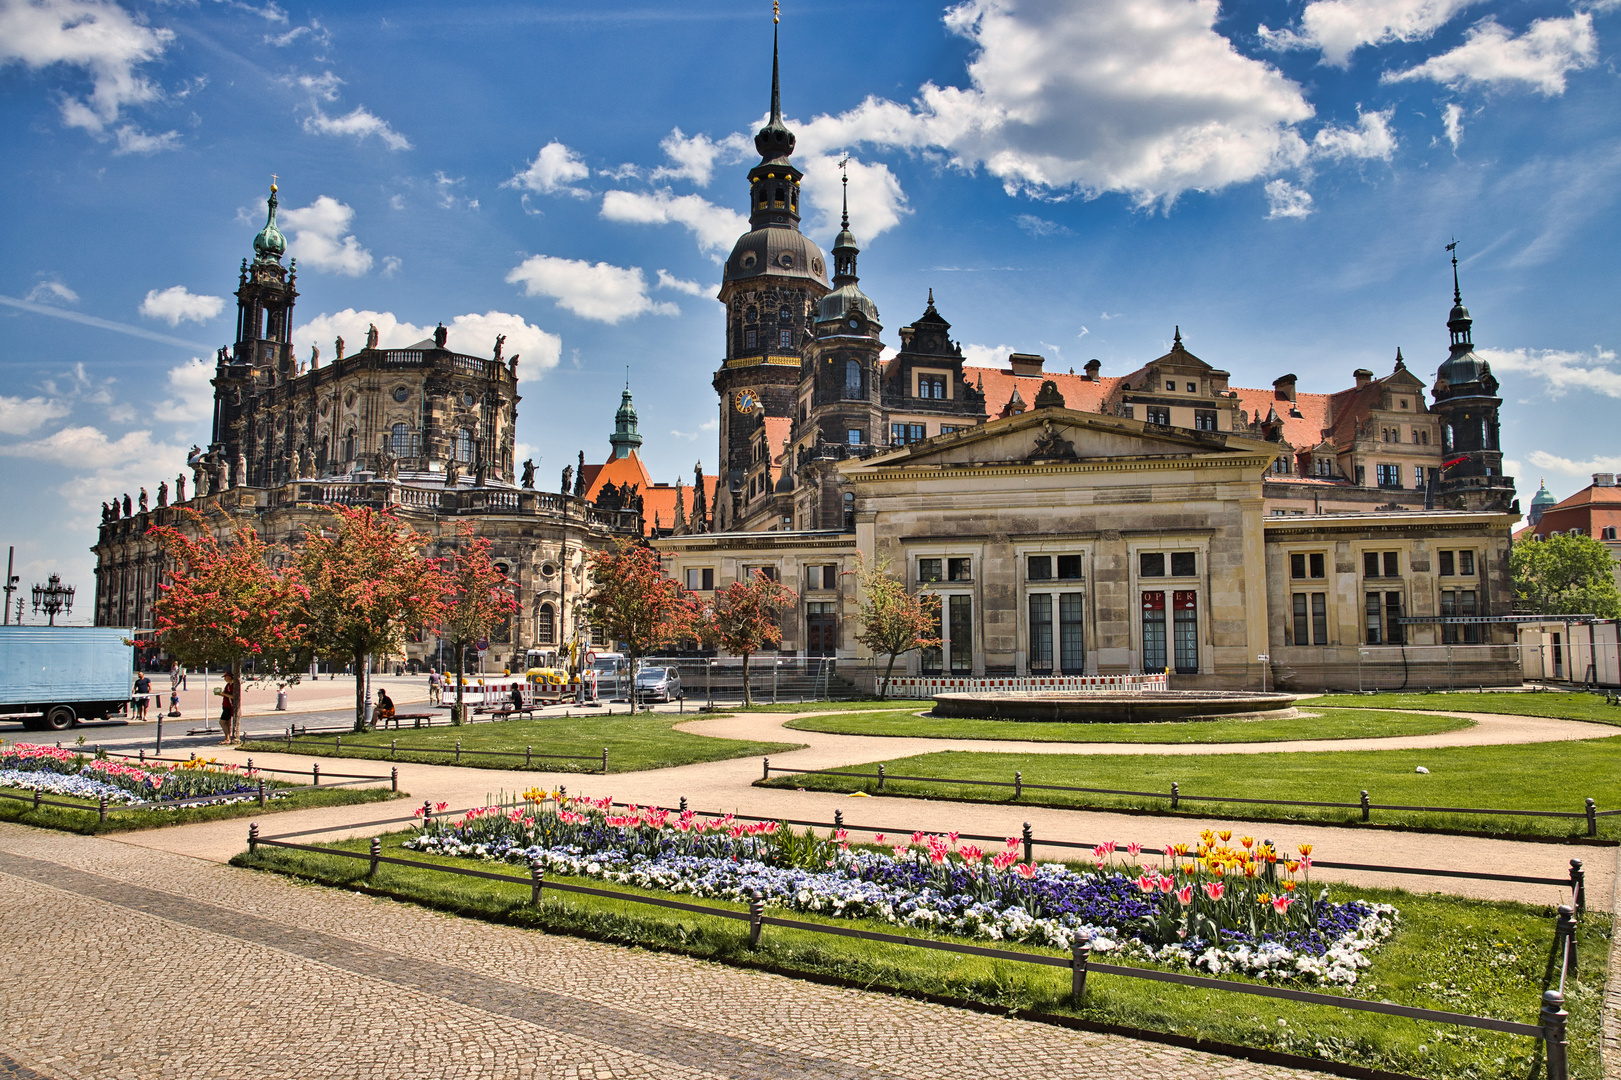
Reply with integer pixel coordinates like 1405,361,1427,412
634,665,682,703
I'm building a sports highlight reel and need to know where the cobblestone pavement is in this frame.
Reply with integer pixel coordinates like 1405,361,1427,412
0,823,1330,1080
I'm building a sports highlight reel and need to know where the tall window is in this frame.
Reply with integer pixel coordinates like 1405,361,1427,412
455,428,476,463
844,360,863,398
1173,591,1198,674
342,428,356,462
780,329,794,349
390,423,415,457
1441,589,1480,644
1028,594,1053,673
948,594,973,673
1141,592,1167,672
1376,463,1401,488
1292,593,1327,645
743,328,757,349
536,603,555,644
1059,593,1085,674
918,374,946,399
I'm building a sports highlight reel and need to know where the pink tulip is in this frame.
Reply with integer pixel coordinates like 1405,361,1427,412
1126,842,1142,858
1015,863,1038,879
1134,874,1156,893
1202,882,1225,901
959,844,985,863
1005,836,1019,850
911,831,926,845
892,845,910,858
1175,885,1194,905
873,833,887,845
1272,895,1295,914
1157,874,1175,893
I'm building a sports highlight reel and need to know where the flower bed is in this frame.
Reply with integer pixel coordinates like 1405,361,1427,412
0,744,281,807
405,794,1397,984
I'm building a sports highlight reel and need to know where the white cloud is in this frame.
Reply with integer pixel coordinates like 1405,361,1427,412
1015,213,1070,237
0,424,177,470
164,357,215,424
599,189,748,256
1311,108,1397,161
959,343,1023,369
290,309,562,382
112,124,180,154
669,418,719,441
279,196,373,276
1478,345,1621,398
505,140,591,198
26,279,78,304
1528,450,1621,477
506,255,678,324
796,153,909,243
292,71,342,101
651,128,751,186
0,395,71,436
1265,178,1315,218
1259,0,1478,66
792,0,1313,208
656,269,706,297
140,285,224,325
303,104,411,150
1384,14,1596,96
0,0,173,135
1441,102,1464,149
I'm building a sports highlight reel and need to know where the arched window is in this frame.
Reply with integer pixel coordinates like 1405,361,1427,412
318,436,329,471
842,491,855,530
455,428,475,463
342,428,356,462
779,307,793,323
390,423,414,457
537,602,555,645
844,359,862,399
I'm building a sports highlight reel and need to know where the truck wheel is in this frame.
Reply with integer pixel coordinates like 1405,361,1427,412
44,706,76,731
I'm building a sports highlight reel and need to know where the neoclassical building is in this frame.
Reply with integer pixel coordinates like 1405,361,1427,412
658,26,1522,690
92,186,640,671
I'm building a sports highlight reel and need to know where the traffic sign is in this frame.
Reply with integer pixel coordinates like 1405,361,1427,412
475,638,489,651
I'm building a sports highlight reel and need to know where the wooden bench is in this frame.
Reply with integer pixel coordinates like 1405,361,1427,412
381,712,435,730
488,705,537,721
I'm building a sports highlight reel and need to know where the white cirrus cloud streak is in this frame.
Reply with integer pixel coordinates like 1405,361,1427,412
303,104,411,150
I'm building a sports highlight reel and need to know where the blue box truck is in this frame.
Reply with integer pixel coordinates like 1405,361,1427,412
0,626,135,731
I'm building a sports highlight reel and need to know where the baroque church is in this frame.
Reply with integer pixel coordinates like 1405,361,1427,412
657,23,1522,690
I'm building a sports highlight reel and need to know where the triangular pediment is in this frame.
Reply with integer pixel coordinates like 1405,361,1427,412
845,408,1274,475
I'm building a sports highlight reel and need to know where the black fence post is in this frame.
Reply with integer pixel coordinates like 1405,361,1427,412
336,735,342,753
248,822,259,854
1541,990,1569,1080
679,796,688,814
139,749,145,763
390,767,398,793
421,800,433,827
877,764,886,791
1022,821,1034,865
257,778,266,807
1360,790,1370,822
1585,798,1597,838
526,745,532,768
98,795,107,823
1556,904,1577,977
312,762,320,786
246,758,253,773
455,740,461,763
1170,782,1179,810
749,890,765,948
530,857,544,907
1071,934,1091,1003
1570,858,1586,916
601,747,608,774
391,739,397,759
285,731,292,752
32,789,40,811
1014,771,1022,800
762,757,771,781
369,837,381,878
834,809,844,830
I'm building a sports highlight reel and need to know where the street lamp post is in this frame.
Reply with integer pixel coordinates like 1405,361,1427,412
31,574,74,626
2,547,18,625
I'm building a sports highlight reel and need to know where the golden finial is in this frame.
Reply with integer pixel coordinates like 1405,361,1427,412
773,1,780,24
270,172,279,194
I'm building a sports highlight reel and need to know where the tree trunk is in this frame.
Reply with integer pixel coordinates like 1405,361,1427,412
454,640,466,725
627,642,638,710
353,649,368,732
741,651,752,707
230,657,243,742
880,652,898,699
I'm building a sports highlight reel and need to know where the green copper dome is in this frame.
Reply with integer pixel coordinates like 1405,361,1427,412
253,184,286,261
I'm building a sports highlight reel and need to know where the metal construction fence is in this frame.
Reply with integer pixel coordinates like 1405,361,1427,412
246,795,1590,1080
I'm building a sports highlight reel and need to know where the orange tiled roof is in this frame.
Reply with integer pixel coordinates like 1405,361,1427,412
1231,387,1332,451
583,451,718,535
966,367,1122,416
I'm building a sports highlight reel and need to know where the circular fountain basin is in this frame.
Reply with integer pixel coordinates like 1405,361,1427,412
931,690,1299,723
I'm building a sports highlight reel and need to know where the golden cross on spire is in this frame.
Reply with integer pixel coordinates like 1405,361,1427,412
773,0,780,24
270,172,279,193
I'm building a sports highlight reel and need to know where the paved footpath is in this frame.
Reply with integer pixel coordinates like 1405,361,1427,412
0,822,1331,1080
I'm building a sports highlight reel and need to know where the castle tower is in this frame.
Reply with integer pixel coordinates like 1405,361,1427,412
609,383,643,460
713,12,829,530
1430,246,1516,512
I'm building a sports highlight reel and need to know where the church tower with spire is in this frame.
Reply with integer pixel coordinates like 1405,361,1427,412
212,180,298,481
609,382,643,460
1430,246,1517,513
713,12,830,531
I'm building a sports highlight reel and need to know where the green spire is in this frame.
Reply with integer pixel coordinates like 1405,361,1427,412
253,180,286,262
610,379,642,460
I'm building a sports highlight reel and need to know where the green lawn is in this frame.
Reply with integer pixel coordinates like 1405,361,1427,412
238,831,1607,1080
764,737,1621,839
0,785,400,835
725,698,936,714
247,713,801,774
784,707,1474,744
1325,690,1621,725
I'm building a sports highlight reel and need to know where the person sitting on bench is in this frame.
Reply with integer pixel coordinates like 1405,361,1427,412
375,688,396,726
508,684,526,713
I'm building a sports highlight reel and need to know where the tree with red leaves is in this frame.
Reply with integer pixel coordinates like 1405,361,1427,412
850,555,941,698
147,509,309,743
296,506,447,731
585,537,698,704
434,522,519,724
702,569,799,707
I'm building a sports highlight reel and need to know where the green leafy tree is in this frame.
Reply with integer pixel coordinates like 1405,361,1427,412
434,522,520,724
297,506,448,730
702,569,799,706
585,538,699,702
147,510,309,743
848,555,942,698
1511,533,1621,618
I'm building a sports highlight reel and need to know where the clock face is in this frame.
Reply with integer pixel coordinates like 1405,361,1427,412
734,388,759,413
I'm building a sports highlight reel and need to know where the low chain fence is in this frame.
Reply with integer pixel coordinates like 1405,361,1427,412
245,797,1588,1080
762,759,1621,838
239,731,609,773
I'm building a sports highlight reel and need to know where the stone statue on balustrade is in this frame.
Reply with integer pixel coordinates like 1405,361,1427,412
492,334,505,363
559,464,571,495
366,324,379,350
176,473,186,503
521,458,536,488
299,444,315,479
138,488,148,513
157,482,167,508
444,458,460,488
334,335,345,360
122,494,132,518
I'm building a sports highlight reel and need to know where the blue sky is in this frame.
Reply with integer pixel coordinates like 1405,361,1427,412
1,0,1616,617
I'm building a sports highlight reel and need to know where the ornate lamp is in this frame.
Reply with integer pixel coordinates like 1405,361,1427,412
31,573,74,626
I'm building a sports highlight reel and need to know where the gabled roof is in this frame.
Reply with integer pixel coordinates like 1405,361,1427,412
1231,388,1331,450
582,451,718,536
971,367,1123,416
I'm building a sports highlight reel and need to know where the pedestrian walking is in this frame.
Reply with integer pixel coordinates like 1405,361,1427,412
133,673,151,720
428,669,441,706
219,670,240,744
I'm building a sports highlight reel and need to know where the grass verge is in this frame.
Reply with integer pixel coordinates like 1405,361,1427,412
784,707,1474,744
0,785,400,835
763,737,1621,840
1324,691,1621,726
236,831,1607,1080
720,698,936,714
245,713,800,774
